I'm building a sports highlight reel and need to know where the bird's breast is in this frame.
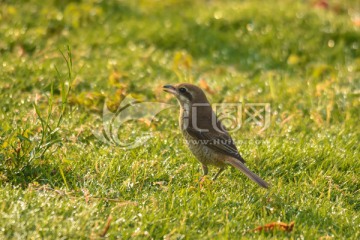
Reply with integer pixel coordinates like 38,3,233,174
181,130,226,168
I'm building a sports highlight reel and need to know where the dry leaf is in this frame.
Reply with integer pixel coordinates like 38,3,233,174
352,18,360,27
313,0,329,9
199,79,215,95
319,235,333,240
251,221,295,233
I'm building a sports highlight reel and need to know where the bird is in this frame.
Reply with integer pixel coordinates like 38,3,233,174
163,83,269,188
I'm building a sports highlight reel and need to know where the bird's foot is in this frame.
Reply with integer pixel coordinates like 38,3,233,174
199,175,212,188
199,175,210,182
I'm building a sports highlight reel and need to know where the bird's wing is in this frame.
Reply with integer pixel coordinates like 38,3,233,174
186,127,246,163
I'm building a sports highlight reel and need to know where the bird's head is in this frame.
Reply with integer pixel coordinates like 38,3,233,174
163,83,209,106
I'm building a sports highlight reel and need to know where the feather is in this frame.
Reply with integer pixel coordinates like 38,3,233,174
226,157,269,188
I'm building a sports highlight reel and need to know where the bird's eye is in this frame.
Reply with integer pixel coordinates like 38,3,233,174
179,87,187,93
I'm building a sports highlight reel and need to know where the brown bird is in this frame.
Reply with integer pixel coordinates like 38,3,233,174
163,83,269,188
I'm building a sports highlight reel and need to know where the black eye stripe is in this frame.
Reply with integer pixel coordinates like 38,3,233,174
181,91,193,101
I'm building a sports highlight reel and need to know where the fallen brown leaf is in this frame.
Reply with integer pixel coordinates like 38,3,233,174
313,0,329,9
251,221,295,233
353,18,360,27
199,79,215,95
319,235,333,240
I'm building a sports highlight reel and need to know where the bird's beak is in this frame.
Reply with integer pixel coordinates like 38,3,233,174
163,85,178,95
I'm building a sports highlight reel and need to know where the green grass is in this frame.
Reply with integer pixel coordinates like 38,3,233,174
0,0,359,238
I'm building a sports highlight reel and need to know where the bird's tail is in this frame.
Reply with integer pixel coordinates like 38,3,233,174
226,157,269,189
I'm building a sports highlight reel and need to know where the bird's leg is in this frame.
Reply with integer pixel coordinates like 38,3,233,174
199,164,208,182
212,168,225,181
202,164,208,175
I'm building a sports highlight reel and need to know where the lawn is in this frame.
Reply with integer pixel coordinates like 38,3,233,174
0,0,359,239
